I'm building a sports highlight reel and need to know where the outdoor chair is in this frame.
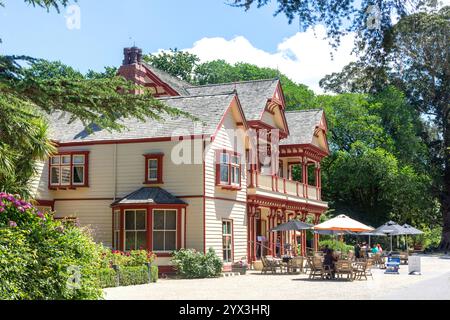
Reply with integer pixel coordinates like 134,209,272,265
287,256,304,274
261,255,283,274
353,259,374,280
399,252,409,265
335,260,353,281
373,253,385,268
308,257,326,280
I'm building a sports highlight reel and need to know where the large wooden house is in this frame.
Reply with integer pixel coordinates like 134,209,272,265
30,47,329,272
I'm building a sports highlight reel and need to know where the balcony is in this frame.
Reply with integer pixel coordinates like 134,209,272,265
247,171,325,204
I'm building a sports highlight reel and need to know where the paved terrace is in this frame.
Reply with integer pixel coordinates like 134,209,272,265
104,255,450,300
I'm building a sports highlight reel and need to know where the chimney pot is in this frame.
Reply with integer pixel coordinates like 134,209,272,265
122,46,142,65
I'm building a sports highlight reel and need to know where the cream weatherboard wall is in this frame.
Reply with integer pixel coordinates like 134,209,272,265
32,139,205,255
204,102,248,263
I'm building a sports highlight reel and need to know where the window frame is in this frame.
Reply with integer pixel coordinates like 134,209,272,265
143,153,164,184
124,209,147,251
222,219,233,263
215,150,241,190
113,209,121,250
48,151,89,189
152,209,177,253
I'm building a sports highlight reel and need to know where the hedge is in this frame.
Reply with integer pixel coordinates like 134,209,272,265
98,265,158,288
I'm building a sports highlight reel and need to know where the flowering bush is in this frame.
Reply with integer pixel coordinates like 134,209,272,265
171,248,223,278
0,192,103,300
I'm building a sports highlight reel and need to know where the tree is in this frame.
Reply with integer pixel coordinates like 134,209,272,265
144,48,199,83
0,1,188,197
388,7,450,249
230,0,439,56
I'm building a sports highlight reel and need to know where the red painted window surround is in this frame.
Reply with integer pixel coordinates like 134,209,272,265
48,151,89,190
215,149,242,190
111,204,185,256
143,153,164,184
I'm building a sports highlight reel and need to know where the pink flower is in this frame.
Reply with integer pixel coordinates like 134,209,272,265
8,220,17,228
17,206,25,212
37,212,45,219
0,207,5,213
0,201,4,207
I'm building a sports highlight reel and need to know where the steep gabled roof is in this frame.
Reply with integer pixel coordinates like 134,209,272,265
142,62,191,96
48,93,237,144
281,109,325,145
185,79,279,121
111,187,186,206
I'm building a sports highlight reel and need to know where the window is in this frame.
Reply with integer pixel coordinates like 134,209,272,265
113,210,121,250
49,152,89,188
216,150,241,189
222,220,233,263
153,209,177,251
124,209,147,251
144,153,164,184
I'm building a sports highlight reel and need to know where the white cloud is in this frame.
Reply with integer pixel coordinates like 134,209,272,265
182,25,356,93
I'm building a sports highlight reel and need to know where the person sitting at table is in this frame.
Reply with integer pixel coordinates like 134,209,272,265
321,244,329,254
371,244,379,254
377,243,383,254
354,243,361,259
323,248,338,279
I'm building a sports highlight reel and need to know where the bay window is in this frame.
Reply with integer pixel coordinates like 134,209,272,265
153,209,177,252
124,209,147,251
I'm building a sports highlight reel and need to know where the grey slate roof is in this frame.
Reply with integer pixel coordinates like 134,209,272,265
185,79,279,121
280,109,324,145
143,62,191,96
47,93,236,143
111,187,186,206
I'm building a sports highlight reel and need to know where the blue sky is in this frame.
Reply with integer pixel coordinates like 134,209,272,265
1,1,299,70
0,0,358,92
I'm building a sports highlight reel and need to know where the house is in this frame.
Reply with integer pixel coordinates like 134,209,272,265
30,47,329,272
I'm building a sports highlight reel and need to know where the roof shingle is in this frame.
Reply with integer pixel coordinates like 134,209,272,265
281,109,324,145
111,187,186,206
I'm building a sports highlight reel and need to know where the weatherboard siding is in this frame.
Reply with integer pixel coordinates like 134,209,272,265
204,105,248,261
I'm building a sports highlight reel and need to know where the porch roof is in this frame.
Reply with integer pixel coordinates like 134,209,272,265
111,187,186,206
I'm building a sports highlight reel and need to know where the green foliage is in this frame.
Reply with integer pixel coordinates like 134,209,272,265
117,265,149,287
99,248,156,268
144,48,199,83
0,54,191,197
171,248,223,279
97,268,117,289
319,239,353,254
0,192,103,299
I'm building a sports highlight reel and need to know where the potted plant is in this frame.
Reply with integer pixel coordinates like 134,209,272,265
231,259,248,275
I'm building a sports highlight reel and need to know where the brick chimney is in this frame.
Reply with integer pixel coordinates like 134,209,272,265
122,46,143,65
117,46,147,91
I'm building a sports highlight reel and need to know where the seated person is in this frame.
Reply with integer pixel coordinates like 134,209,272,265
323,248,338,279
371,244,379,254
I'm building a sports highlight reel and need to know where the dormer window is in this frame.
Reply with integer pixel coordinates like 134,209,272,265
144,153,164,184
49,151,89,189
216,150,241,190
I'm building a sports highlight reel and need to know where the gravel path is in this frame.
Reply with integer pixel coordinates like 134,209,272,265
104,255,450,300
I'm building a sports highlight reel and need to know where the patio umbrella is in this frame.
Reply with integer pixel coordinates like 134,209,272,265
372,221,410,252
312,214,374,232
402,224,423,252
270,219,313,231
356,230,387,248
402,224,423,235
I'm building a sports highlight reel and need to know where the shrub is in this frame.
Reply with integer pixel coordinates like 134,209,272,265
319,239,354,253
172,248,223,278
98,264,158,288
98,268,117,289
0,192,103,300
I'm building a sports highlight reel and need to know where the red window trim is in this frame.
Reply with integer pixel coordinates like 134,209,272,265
111,204,185,254
215,149,242,190
222,218,234,264
48,151,89,190
143,153,164,184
